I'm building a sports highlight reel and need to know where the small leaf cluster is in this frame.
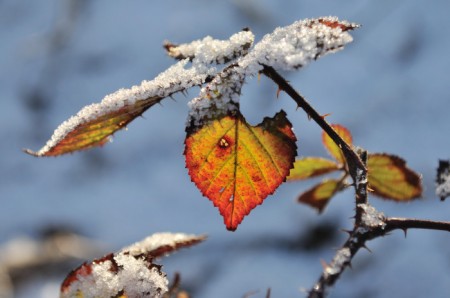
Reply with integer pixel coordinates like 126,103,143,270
288,124,422,213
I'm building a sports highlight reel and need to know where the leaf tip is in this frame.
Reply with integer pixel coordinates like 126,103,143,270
23,148,40,157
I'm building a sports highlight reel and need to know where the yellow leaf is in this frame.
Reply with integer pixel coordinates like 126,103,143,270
322,124,352,164
288,157,340,180
185,110,297,230
298,179,342,213
367,153,422,201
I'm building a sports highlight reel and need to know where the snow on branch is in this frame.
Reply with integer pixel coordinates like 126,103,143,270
24,60,216,157
436,160,450,201
239,16,358,74
186,17,357,131
60,232,205,298
186,65,244,131
25,16,357,157
164,29,254,64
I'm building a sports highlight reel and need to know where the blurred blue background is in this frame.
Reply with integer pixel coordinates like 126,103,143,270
1,1,450,297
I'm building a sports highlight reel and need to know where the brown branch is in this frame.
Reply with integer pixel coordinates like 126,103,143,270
385,217,450,233
260,65,366,184
260,65,450,297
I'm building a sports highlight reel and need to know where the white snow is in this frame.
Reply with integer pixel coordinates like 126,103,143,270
239,16,358,74
60,254,168,298
122,232,204,257
61,232,204,298
358,203,386,230
436,165,450,200
187,17,357,129
166,30,254,65
325,247,351,276
187,68,244,128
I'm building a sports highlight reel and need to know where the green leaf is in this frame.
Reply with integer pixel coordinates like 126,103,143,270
368,153,422,201
288,157,340,180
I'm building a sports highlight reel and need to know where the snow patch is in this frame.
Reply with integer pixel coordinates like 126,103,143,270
325,247,351,277
239,16,358,73
166,30,255,64
358,203,386,230
436,160,450,200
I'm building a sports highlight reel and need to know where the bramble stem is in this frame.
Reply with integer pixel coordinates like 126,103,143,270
260,65,365,184
261,64,450,298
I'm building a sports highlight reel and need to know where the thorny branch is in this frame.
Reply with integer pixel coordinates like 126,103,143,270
261,65,450,298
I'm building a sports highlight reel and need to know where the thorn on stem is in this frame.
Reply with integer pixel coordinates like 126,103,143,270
341,229,352,236
320,259,328,270
361,244,372,253
276,86,282,98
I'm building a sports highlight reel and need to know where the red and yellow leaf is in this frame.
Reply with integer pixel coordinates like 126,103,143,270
288,157,340,180
298,179,342,213
322,124,352,164
25,97,161,157
367,153,422,201
185,110,297,231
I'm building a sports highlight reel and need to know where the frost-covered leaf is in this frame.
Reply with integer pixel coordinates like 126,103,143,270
298,179,342,213
288,157,340,180
436,159,450,201
60,233,205,298
25,60,217,157
367,153,422,201
164,29,254,64
185,111,297,231
322,124,353,164
239,16,359,74
25,97,161,157
122,233,207,258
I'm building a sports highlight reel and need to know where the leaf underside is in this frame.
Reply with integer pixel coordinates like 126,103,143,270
367,153,422,201
185,110,297,231
298,179,342,213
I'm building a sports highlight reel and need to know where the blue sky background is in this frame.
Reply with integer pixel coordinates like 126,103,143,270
1,1,450,297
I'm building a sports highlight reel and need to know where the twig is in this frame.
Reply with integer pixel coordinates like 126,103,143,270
261,65,450,297
260,65,365,183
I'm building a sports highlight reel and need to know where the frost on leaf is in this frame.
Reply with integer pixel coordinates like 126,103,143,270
298,179,342,213
60,232,205,298
185,110,297,231
288,157,340,180
436,159,450,201
164,29,254,64
367,153,422,201
186,66,245,131
25,59,217,157
239,16,358,74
